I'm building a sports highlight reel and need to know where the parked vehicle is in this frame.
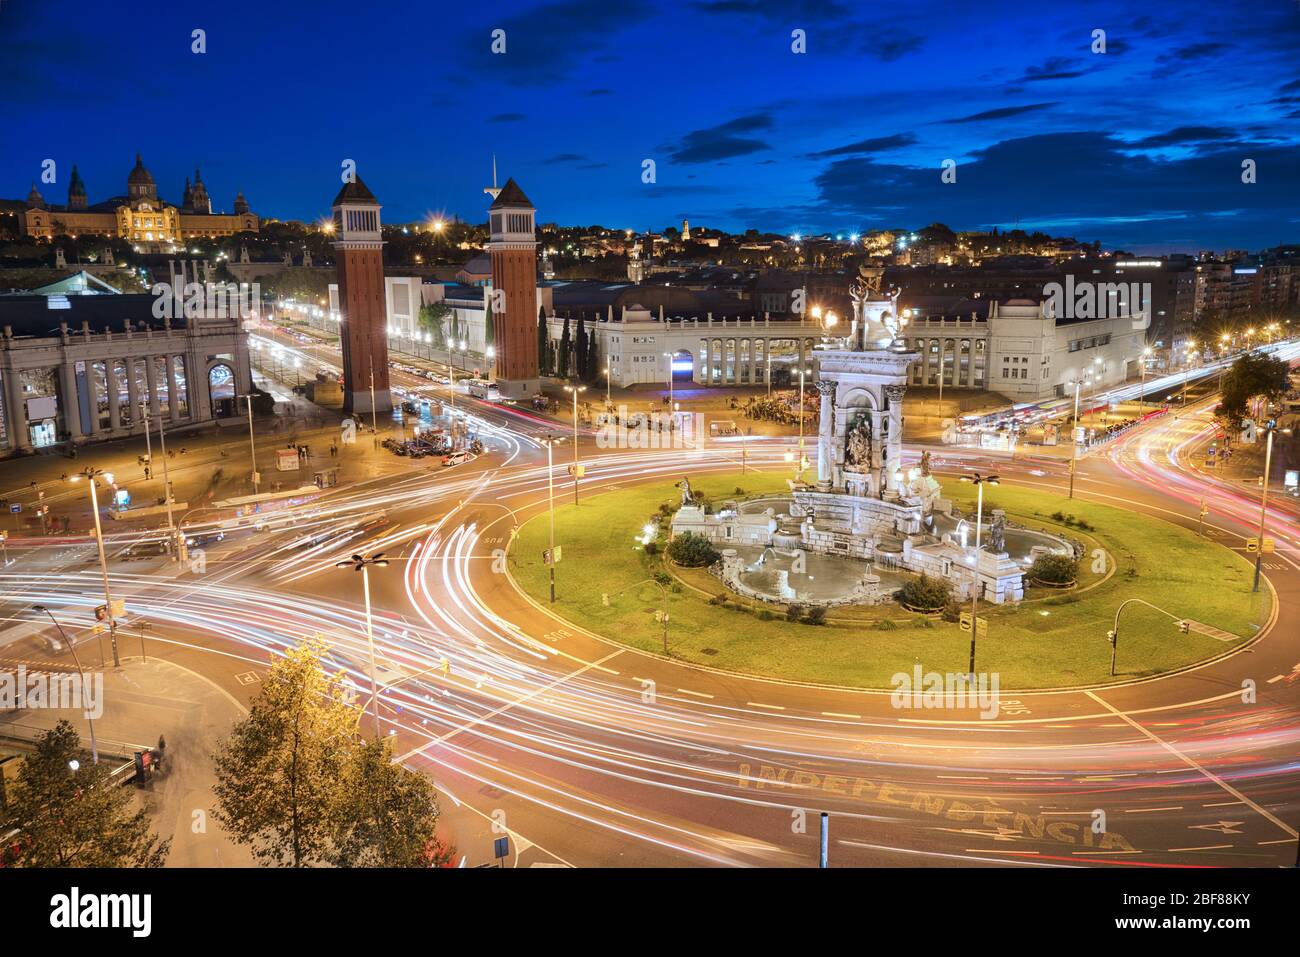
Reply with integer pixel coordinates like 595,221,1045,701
442,451,471,467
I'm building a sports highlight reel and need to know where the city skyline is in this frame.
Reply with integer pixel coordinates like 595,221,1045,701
2,0,1299,252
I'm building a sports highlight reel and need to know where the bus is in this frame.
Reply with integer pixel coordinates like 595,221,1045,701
467,379,499,401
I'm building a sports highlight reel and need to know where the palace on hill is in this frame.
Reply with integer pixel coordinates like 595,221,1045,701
8,154,258,250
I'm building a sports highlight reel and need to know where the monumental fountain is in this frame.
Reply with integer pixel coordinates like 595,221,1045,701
672,266,1073,608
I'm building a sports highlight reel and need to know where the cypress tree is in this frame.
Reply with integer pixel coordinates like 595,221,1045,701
559,315,571,379
576,316,588,380
537,306,548,376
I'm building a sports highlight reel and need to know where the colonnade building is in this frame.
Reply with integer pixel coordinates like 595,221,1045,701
0,292,252,454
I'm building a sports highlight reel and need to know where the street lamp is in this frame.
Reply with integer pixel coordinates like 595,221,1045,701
796,365,811,480
958,472,998,675
1252,421,1291,593
1067,377,1086,499
563,384,587,504
67,469,120,668
485,345,496,384
1139,346,1152,410
603,365,611,407
32,605,98,764
237,393,259,494
540,435,565,602
335,552,389,739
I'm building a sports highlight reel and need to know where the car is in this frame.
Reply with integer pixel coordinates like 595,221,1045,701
122,540,169,559
184,530,225,548
442,451,471,467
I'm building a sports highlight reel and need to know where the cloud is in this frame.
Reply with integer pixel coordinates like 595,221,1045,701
666,112,774,163
489,113,526,123
1129,126,1241,149
810,131,1300,249
807,133,917,158
1021,56,1088,82
938,103,1057,124
459,1,655,85
544,153,586,163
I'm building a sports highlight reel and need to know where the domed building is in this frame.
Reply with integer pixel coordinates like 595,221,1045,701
11,153,259,250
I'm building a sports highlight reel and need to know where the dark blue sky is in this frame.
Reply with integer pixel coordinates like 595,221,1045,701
2,0,1298,252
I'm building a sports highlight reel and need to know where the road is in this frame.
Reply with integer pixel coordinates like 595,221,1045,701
2,339,1297,868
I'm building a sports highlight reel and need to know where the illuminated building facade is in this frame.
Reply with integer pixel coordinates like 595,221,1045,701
14,155,258,249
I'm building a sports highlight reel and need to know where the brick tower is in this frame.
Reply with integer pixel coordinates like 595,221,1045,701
487,178,540,398
331,176,392,415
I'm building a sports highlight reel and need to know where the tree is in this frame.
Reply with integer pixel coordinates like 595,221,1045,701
586,334,598,384
329,738,444,867
896,574,952,611
575,316,588,379
418,302,452,347
1028,553,1079,585
213,639,358,867
1218,352,1290,427
537,307,549,376
666,532,720,567
559,315,572,379
0,720,170,867
214,639,449,868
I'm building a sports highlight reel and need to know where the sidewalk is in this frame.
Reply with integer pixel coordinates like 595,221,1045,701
0,656,256,866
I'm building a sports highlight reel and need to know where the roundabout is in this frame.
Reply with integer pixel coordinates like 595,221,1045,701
508,469,1270,690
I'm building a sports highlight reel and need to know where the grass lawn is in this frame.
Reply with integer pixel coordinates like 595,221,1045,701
509,470,1270,689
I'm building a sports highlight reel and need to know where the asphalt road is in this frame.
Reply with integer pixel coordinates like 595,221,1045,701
3,343,1298,868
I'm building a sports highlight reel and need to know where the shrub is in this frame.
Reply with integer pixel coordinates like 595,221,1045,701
666,532,720,568
874,618,899,631
1029,553,1078,585
643,541,658,556
653,570,672,586
786,603,805,623
734,486,745,495
895,574,952,611
758,609,775,621
940,599,962,623
805,606,827,626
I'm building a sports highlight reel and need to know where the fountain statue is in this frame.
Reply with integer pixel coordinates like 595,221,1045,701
677,476,694,507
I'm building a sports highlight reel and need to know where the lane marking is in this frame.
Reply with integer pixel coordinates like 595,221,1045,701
1085,689,1298,839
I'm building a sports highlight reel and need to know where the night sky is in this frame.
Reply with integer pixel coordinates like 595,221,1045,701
2,0,1299,252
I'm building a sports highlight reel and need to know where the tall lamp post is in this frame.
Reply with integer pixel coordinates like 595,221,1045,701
796,365,810,481
662,352,675,408
238,393,259,495
1138,346,1152,410
563,385,586,505
68,469,120,668
541,435,565,602
1067,377,1086,499
1252,421,1290,593
33,605,98,764
335,552,389,739
603,366,611,407
959,472,998,675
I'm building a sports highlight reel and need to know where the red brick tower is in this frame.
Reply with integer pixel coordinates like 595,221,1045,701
331,176,392,415
487,178,540,398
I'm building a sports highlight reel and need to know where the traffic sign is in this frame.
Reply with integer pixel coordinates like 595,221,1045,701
1262,537,1276,554
542,546,562,566
493,836,509,861
975,617,988,638
1246,538,1259,553
959,611,973,633
567,464,586,478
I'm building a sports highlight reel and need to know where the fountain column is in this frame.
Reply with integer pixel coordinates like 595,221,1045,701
883,383,908,492
815,379,836,489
